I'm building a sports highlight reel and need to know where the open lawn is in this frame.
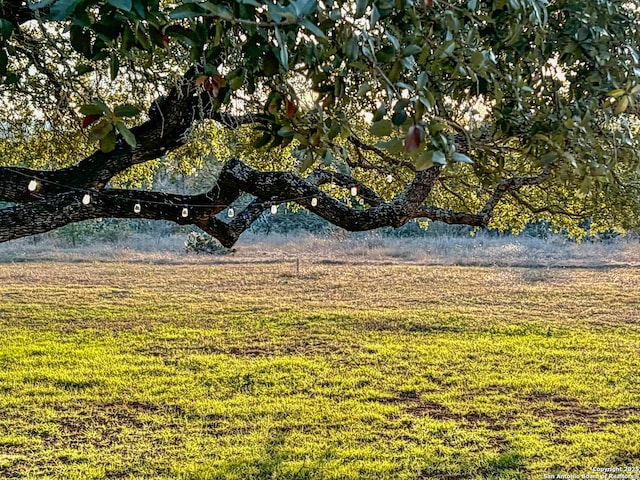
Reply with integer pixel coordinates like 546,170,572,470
1,252,640,479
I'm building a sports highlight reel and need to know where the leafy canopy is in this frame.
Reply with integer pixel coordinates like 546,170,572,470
1,0,640,238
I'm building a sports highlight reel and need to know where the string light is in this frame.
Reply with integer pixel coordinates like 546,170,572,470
8,167,357,218
386,175,394,183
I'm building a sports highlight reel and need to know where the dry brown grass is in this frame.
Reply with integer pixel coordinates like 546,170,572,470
1,231,639,269
2,254,638,332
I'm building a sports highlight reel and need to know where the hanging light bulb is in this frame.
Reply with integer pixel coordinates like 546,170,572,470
181,207,189,218
133,203,141,213
350,186,358,196
28,179,39,192
270,204,278,214
228,207,235,218
311,197,318,207
82,193,91,205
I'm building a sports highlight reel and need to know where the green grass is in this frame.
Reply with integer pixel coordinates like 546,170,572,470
1,260,639,479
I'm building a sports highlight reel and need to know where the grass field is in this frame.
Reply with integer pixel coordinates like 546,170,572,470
1,248,640,479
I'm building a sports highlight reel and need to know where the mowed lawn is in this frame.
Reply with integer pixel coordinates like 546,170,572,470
0,258,639,479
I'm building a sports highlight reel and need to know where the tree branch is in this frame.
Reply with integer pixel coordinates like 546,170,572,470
479,167,552,221
347,135,416,172
0,158,442,246
0,153,557,247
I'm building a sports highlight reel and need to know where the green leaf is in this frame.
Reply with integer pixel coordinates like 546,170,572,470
132,0,146,18
301,19,325,39
357,82,371,97
116,122,136,147
441,41,456,58
414,150,434,170
614,96,629,115
3,72,18,84
470,50,484,70
262,50,280,76
49,0,79,21
417,72,428,90
369,5,380,28
327,121,341,140
253,133,272,148
323,149,334,166
344,36,359,61
75,64,94,75
372,105,386,122
452,152,473,164
228,70,246,90
114,104,141,117
107,0,132,11
376,138,404,155
292,0,317,17
391,110,407,126
169,3,205,19
369,119,393,137
431,150,446,165
539,151,559,165
274,28,289,69
69,25,91,57
355,0,367,18
0,19,13,41
80,104,104,115
93,98,112,115
0,48,7,76
164,26,196,47
28,0,57,10
109,54,119,81
298,152,316,173
99,129,117,153
402,45,421,57
134,26,152,51
202,3,234,20
88,119,114,142
277,126,295,138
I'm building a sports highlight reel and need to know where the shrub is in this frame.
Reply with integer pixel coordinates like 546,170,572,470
184,231,236,255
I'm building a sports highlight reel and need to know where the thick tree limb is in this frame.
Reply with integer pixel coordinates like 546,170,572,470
0,155,553,246
0,158,438,245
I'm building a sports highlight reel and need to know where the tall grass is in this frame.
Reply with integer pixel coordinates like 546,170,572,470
1,230,638,268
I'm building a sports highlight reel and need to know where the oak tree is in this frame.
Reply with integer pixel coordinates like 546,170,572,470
1,0,639,245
